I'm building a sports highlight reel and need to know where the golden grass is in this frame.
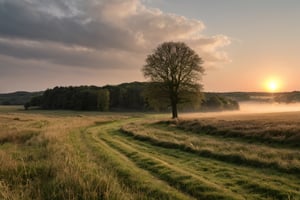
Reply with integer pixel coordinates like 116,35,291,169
0,106,127,200
175,111,300,146
1,106,300,199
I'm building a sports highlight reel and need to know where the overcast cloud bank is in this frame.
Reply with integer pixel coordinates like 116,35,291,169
0,0,230,92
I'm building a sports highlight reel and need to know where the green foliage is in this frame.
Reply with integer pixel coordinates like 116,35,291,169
201,93,239,111
142,82,170,111
97,89,110,111
29,95,43,107
104,82,147,111
25,83,149,111
40,86,100,110
23,82,239,112
24,86,106,111
143,42,205,118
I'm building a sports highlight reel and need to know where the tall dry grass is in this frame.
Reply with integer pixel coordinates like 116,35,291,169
176,111,300,146
0,108,128,199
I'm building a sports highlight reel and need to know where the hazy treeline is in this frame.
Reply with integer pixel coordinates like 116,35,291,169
3,86,300,107
24,82,239,111
274,91,300,103
222,91,300,103
0,91,42,105
201,93,239,111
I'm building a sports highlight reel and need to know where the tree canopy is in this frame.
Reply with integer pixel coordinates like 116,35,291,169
143,42,205,118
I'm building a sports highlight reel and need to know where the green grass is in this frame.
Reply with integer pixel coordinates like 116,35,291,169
121,123,300,174
119,123,300,199
1,106,300,199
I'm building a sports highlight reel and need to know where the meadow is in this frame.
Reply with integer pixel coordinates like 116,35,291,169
0,106,300,200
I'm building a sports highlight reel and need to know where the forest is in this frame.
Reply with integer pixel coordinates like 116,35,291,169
24,82,239,112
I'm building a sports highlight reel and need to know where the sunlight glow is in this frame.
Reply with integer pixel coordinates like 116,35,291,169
269,81,277,91
265,79,280,92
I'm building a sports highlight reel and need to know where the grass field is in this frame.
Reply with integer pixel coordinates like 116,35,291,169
0,106,300,200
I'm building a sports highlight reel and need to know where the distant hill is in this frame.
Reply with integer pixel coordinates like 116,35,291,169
2,86,300,108
273,91,300,103
218,91,300,103
0,91,43,105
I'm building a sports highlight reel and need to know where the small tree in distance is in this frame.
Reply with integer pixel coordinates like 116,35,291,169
143,42,204,118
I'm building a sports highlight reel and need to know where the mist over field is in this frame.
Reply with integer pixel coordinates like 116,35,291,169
180,102,300,119
239,102,300,113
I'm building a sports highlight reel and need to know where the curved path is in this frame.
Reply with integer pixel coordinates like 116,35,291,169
69,117,300,200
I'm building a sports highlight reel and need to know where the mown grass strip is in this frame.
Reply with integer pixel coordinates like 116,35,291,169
64,128,135,200
120,126,300,175
98,131,242,200
111,131,300,200
83,125,194,200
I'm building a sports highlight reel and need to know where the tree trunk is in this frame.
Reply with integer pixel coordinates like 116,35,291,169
171,100,178,119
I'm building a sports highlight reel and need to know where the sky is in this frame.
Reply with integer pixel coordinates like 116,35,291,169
0,0,299,93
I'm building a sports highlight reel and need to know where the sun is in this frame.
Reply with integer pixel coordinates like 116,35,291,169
268,81,278,91
265,79,280,92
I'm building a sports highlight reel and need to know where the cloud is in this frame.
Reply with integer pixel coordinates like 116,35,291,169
0,0,137,51
0,0,231,90
0,37,143,69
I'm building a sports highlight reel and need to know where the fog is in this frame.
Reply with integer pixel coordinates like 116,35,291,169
181,102,300,119
239,102,300,114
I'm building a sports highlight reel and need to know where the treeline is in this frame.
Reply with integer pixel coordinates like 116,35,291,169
25,86,109,111
25,82,239,112
274,91,300,103
201,93,239,111
0,91,42,105
220,91,300,103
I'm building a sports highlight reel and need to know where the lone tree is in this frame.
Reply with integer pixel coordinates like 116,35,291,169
143,42,204,118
